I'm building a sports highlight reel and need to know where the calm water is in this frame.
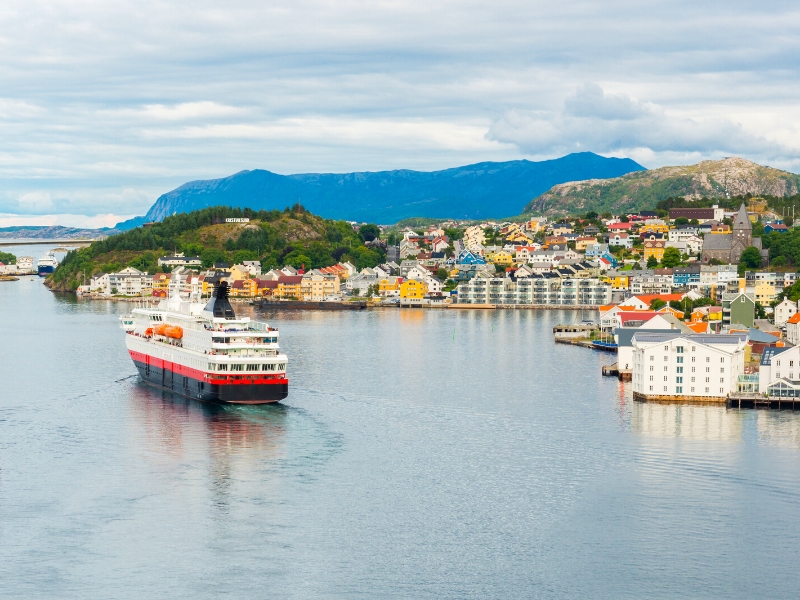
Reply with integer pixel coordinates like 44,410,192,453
3,249,800,598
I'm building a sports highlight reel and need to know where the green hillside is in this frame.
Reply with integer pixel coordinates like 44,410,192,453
47,205,385,292
523,157,800,217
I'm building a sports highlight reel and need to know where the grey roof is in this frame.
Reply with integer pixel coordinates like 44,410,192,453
632,333,747,344
734,204,751,231
761,346,790,366
748,328,782,343
616,328,682,347
702,234,732,250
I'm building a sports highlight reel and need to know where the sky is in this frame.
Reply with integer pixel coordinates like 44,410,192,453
1,0,799,227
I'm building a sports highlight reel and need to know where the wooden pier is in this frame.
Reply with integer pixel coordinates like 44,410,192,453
727,393,800,410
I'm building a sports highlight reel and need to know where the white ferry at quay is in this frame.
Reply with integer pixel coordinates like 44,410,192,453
120,275,288,404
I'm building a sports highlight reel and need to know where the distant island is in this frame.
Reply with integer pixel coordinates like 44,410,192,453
0,225,120,240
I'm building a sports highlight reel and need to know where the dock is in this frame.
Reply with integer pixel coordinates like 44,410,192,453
253,299,368,311
727,393,800,410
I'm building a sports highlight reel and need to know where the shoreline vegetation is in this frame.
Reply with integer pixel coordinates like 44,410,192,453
47,205,387,292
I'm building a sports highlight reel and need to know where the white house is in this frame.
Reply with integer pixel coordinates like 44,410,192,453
608,233,632,248
157,253,201,268
774,298,798,327
632,332,747,400
406,265,431,281
758,346,800,395
242,261,262,277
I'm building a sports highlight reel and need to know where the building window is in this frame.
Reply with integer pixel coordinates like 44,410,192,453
677,356,683,364
650,376,653,381
664,356,668,361
676,377,683,383
650,365,654,372
649,386,653,391
691,356,696,362
706,357,710,363
677,346,684,353
677,366,683,373
664,345,669,351
692,346,696,352
691,367,696,373
705,387,709,393
691,387,695,392
705,377,710,383
650,355,654,361
691,377,695,382
706,367,710,373
677,386,683,393
778,360,781,367
720,367,725,373
720,357,725,363
720,388,724,394
663,386,668,392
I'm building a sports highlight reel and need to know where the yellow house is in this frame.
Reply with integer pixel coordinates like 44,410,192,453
399,279,428,299
229,264,250,281
151,273,170,297
379,277,402,296
301,272,340,299
640,223,669,235
606,273,630,291
575,237,598,251
277,276,303,299
486,250,514,266
753,281,776,306
505,231,530,243
643,239,665,261
230,279,258,297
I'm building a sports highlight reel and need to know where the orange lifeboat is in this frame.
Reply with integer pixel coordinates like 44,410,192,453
153,324,169,336
164,325,183,339
144,327,154,337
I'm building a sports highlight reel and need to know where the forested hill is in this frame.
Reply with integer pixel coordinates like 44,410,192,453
134,152,643,225
523,157,800,217
48,205,386,292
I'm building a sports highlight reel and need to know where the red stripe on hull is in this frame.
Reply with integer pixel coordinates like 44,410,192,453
128,349,288,387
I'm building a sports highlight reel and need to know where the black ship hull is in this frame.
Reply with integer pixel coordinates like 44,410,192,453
132,359,288,404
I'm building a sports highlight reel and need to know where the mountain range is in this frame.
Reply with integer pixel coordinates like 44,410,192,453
124,152,643,227
523,157,800,216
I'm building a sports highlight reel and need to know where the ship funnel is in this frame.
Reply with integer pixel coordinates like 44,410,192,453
204,281,236,319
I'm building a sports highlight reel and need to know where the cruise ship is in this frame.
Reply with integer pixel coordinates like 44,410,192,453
37,252,58,276
120,274,288,404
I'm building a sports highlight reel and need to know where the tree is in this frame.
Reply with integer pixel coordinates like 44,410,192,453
646,255,659,269
674,217,689,226
661,246,682,268
740,246,763,269
436,267,448,281
358,223,381,242
650,299,667,310
620,215,630,223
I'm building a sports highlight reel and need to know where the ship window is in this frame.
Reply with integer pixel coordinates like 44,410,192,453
231,364,243,371
247,364,259,371
218,364,228,371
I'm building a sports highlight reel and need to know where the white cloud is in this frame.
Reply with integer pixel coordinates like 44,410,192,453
487,83,795,164
0,0,798,225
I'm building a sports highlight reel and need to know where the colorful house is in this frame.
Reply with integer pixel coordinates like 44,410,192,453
643,239,666,261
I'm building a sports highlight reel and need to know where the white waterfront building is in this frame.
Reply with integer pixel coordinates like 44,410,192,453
457,276,611,306
631,332,747,401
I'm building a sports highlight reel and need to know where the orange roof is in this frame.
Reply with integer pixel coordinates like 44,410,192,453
787,314,800,325
687,322,708,333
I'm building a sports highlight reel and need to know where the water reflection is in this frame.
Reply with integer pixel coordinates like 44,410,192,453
125,382,289,510
631,401,745,442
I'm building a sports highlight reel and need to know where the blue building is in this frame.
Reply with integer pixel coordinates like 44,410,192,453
673,265,701,287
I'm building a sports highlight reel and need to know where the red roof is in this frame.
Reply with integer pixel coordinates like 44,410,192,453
278,275,303,284
257,279,278,288
607,223,632,230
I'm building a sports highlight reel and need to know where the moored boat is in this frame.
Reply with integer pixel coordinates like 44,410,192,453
121,274,288,404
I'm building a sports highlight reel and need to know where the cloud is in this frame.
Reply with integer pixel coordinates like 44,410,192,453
487,83,788,159
0,0,798,224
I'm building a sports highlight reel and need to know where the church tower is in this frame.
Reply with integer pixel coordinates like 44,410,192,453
730,203,752,262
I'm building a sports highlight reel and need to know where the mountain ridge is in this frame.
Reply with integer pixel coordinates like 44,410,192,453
135,152,644,225
524,157,800,216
